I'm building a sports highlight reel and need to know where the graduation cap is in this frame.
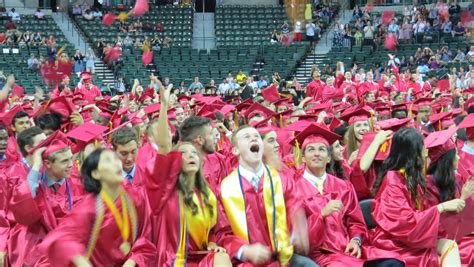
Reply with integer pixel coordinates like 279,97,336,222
392,103,408,111
464,97,474,111
243,102,276,121
458,114,474,129
220,104,236,117
67,122,109,154
46,96,76,119
197,104,218,120
80,72,92,82
424,127,457,163
375,106,391,117
11,84,24,99
261,84,280,103
290,123,340,161
357,131,392,161
376,117,412,132
414,97,434,107
137,88,155,103
131,0,149,16
0,105,24,134
28,130,71,159
307,100,333,113
339,105,373,125
235,98,253,111
273,98,292,108
256,125,277,136
142,51,153,66
429,111,452,131
283,120,315,133
436,79,450,92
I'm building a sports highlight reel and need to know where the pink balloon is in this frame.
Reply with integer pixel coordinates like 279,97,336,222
132,0,149,17
384,34,396,51
102,13,116,26
142,51,153,66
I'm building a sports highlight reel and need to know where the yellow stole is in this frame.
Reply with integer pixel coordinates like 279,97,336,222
220,165,293,265
174,189,217,267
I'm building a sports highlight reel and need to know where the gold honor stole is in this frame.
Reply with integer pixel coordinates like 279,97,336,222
173,189,218,267
221,165,293,265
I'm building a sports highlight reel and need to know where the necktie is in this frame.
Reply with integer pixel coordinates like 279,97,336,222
51,183,60,193
315,179,324,195
126,174,133,183
251,175,260,192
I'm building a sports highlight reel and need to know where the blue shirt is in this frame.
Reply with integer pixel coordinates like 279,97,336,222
26,161,65,198
122,164,136,183
462,143,474,155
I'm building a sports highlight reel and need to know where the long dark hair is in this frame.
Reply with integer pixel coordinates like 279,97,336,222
326,146,345,179
427,149,457,202
81,148,104,195
373,128,426,203
175,142,213,217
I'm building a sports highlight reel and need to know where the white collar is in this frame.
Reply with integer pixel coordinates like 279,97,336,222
303,169,327,187
239,164,264,182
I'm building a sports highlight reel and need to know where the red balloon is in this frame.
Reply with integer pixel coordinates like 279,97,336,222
384,34,397,51
104,46,122,64
142,51,153,66
381,11,394,26
102,13,116,27
132,0,149,17
460,10,472,26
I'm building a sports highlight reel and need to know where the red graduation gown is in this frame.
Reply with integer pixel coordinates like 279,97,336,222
296,173,399,266
144,152,220,266
348,159,376,200
215,168,301,266
424,174,474,267
39,188,155,266
371,171,440,267
306,80,325,100
458,149,474,183
203,152,232,194
74,85,102,103
8,171,84,266
136,142,157,168
5,136,21,163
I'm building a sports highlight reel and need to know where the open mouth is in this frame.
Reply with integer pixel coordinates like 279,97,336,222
188,160,197,166
250,144,260,153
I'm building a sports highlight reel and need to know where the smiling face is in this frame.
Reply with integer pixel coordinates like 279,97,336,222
232,127,264,167
263,130,280,158
177,143,200,175
354,120,370,141
331,140,344,161
45,149,73,180
302,142,330,174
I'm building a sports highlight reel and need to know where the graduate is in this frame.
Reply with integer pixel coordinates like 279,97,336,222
74,72,102,103
371,128,465,267
39,148,156,266
293,122,405,266
7,128,84,266
457,114,474,182
216,125,315,266
423,128,474,267
143,81,232,266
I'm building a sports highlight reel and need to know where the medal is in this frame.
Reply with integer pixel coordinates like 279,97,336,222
120,241,131,255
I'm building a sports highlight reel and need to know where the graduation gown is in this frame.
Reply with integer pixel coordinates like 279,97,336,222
38,188,156,266
306,80,325,100
5,136,20,163
458,148,474,183
74,85,102,103
136,142,158,168
215,165,301,266
424,174,474,267
203,152,232,194
296,173,400,266
371,171,440,267
348,159,376,200
144,151,220,267
8,170,84,266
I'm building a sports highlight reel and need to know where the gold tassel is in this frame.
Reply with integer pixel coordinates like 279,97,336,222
94,139,99,148
379,140,389,153
279,114,284,128
295,139,301,169
233,110,239,129
107,121,113,143
408,102,414,118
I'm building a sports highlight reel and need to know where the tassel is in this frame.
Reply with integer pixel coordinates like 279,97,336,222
295,139,301,169
369,111,375,130
279,114,284,128
233,110,239,129
440,241,457,267
76,160,81,171
107,121,113,143
379,140,389,153
94,139,99,148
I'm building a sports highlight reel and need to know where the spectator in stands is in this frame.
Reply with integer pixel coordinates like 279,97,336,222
206,79,217,92
342,24,352,47
27,53,40,71
92,8,103,20
134,37,143,49
442,20,453,35
452,22,466,37
270,29,281,44
5,19,16,30
467,46,474,62
281,21,290,36
73,50,85,74
83,9,93,20
218,78,230,94
257,75,268,89
332,22,343,48
388,19,399,39
114,76,126,95
46,35,56,46
448,1,461,16
134,20,143,32
86,50,96,73
398,17,412,43
122,35,133,48
353,5,362,19
353,29,363,46
155,23,164,32
34,8,45,19
96,38,105,58
151,34,161,50
72,5,82,15
363,21,375,48
163,36,172,48
374,27,385,47
413,17,427,43
188,76,204,92
236,70,247,84
47,43,58,60
7,8,20,22
31,32,41,46
305,20,316,46
293,20,302,43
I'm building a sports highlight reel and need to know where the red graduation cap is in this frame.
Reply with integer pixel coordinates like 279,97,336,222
261,84,280,103
197,104,218,120
440,198,474,242
143,102,160,115
273,97,292,107
102,13,116,26
46,95,77,120
243,102,276,121
458,114,474,129
357,131,392,161
376,117,412,132
290,123,340,149
283,120,314,133
131,0,149,16
235,98,253,111
414,97,434,110
220,104,236,117
142,51,153,66
104,46,122,64
67,122,109,154
384,34,397,51
0,105,24,134
375,106,391,117
80,72,92,81
429,111,452,131
464,97,474,111
424,127,457,163
339,105,372,125
307,100,333,113
436,79,450,92
137,88,155,104
381,11,395,26
11,84,24,99
28,130,71,159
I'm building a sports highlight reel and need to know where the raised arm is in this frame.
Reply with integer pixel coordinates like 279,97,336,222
151,77,172,154
0,75,14,102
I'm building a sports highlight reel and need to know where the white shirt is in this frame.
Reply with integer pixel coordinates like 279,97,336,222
303,169,327,188
306,23,316,36
238,164,264,183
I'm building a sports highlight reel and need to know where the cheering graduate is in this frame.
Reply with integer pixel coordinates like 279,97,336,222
371,128,465,267
144,82,232,266
423,128,474,267
293,123,403,267
39,148,155,266
74,72,102,103
7,128,84,266
216,125,315,266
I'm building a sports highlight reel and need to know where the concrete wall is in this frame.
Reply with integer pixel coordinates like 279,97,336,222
220,0,278,6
